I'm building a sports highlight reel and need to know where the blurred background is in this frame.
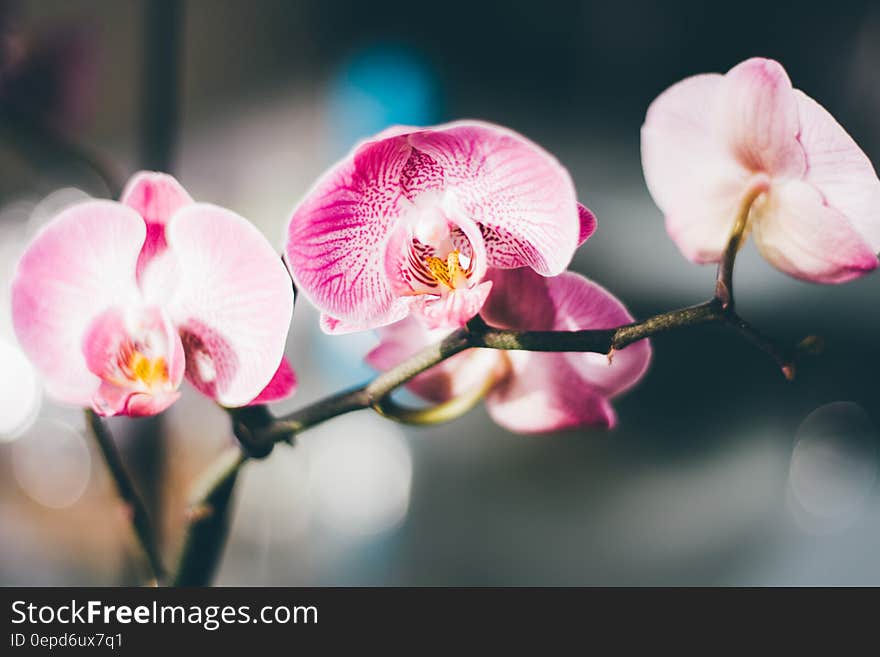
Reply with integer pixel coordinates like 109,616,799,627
1,0,879,586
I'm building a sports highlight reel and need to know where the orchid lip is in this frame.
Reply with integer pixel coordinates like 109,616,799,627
107,339,171,391
388,203,492,328
392,194,487,305
83,305,184,416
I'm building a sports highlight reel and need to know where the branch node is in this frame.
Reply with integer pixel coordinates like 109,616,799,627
228,406,276,459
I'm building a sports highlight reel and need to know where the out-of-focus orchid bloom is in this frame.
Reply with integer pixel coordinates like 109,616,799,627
286,120,594,333
367,269,651,433
642,57,880,283
11,172,295,417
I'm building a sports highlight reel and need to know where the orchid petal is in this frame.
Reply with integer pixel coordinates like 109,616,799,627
120,171,194,279
479,267,556,329
486,356,617,433
483,269,651,433
641,73,750,262
11,201,145,406
320,301,411,335
286,136,413,326
715,58,806,177
577,203,597,246
412,280,493,329
121,171,194,225
92,381,180,417
248,357,298,405
408,121,580,275
795,90,880,252
164,204,294,407
751,180,878,283
666,169,756,263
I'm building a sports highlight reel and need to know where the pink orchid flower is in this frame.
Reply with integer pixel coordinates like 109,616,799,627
367,268,651,433
11,172,296,417
642,57,880,283
286,120,595,333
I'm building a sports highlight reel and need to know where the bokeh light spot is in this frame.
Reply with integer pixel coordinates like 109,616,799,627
788,401,878,533
12,419,91,509
304,415,412,538
0,337,42,441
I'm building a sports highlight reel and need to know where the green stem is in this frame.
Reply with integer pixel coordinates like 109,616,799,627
84,410,165,583
172,447,245,587
260,330,473,440
475,301,723,352
260,296,803,445
715,185,764,308
373,368,500,425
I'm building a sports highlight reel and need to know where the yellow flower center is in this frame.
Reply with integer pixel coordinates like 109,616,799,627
423,250,469,290
129,352,169,386
115,341,169,388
